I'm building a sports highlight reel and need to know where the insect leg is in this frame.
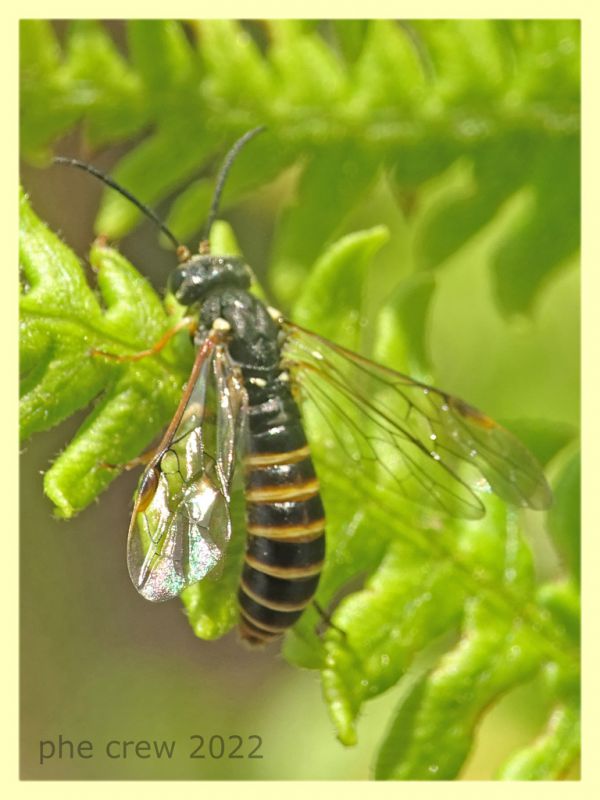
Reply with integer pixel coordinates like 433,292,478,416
99,446,161,472
90,317,198,362
313,600,347,640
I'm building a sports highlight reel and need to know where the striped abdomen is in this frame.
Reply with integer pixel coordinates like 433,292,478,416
239,381,325,646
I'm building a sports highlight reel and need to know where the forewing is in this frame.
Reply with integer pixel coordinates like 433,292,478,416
127,342,248,602
282,322,552,520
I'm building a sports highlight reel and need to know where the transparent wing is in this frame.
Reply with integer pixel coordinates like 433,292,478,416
127,338,247,602
282,321,552,520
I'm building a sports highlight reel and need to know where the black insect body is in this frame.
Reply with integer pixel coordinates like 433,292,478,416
163,255,326,645
56,129,553,649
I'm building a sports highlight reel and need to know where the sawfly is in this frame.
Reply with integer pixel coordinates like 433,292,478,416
55,127,552,645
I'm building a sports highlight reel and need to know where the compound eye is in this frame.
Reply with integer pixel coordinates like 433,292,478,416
167,267,188,299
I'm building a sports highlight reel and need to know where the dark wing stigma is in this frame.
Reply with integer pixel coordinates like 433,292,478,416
127,338,248,602
282,322,552,520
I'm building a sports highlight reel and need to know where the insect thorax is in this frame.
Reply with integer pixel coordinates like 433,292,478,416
200,287,281,377
168,254,280,375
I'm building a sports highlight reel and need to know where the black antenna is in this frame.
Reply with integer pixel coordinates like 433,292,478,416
202,125,266,244
53,157,182,251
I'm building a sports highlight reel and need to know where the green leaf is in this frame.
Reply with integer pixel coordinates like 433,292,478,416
165,179,215,242
95,125,218,238
292,225,389,349
497,704,580,779
127,20,195,102
374,599,541,779
195,19,273,110
373,271,436,378
65,20,147,149
269,144,379,306
19,21,82,162
20,190,187,516
20,19,60,75
269,23,348,108
316,494,537,749
350,20,427,114
330,20,369,64
416,134,537,272
492,136,580,315
165,132,297,243
209,220,242,258
537,580,580,645
415,20,507,103
322,540,463,747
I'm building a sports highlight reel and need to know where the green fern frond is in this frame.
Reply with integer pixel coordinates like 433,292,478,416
20,19,579,315
19,188,189,516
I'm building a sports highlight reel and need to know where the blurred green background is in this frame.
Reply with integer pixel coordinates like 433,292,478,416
20,19,579,779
